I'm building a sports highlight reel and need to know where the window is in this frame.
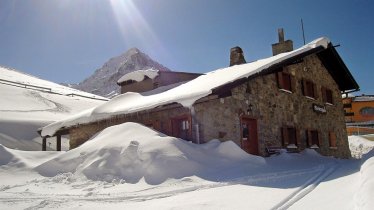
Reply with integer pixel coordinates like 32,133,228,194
302,79,317,99
360,107,374,116
306,129,319,148
276,71,294,92
171,115,191,140
322,87,334,104
329,132,337,148
281,127,298,147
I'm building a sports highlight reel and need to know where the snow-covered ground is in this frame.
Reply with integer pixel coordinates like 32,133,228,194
0,66,106,150
0,122,373,210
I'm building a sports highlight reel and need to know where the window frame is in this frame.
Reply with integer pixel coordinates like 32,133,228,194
329,131,337,149
322,87,334,105
302,79,317,99
276,71,294,93
306,129,320,148
281,126,299,147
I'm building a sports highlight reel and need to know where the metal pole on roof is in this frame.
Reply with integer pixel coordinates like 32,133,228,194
301,18,306,45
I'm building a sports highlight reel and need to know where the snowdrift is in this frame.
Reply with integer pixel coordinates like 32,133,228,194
355,150,374,210
36,122,264,184
0,144,59,168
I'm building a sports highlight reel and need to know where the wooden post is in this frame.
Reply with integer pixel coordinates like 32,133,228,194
56,135,61,151
42,137,47,151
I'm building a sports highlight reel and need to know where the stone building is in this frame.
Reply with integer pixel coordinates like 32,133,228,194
40,33,359,158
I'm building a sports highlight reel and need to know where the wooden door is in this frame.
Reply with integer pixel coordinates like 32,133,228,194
240,117,259,155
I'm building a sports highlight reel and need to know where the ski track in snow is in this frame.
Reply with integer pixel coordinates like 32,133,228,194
0,91,70,113
271,162,338,210
0,164,331,209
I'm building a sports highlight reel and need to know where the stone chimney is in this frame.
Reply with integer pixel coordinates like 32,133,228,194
271,28,293,56
230,46,246,66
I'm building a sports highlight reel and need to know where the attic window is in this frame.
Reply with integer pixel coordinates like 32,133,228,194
276,71,294,92
302,79,317,99
123,80,135,85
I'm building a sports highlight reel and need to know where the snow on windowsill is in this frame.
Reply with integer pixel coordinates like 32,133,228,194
287,144,298,149
329,146,338,150
279,89,292,94
325,102,334,106
310,144,319,149
305,96,316,100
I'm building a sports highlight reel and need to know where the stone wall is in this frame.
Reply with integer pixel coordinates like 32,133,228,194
69,106,192,149
193,54,349,158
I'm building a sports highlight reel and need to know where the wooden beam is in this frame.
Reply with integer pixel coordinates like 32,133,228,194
42,137,47,151
56,135,61,151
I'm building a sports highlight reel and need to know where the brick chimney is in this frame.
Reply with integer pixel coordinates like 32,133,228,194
230,46,246,66
271,28,293,56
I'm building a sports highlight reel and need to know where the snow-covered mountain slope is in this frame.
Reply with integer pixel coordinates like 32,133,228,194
72,48,171,98
0,123,373,209
0,66,106,151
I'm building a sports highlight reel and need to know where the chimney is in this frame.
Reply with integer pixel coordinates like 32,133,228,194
230,46,246,66
271,28,293,56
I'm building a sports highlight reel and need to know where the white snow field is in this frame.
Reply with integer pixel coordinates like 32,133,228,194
0,122,373,210
0,66,107,151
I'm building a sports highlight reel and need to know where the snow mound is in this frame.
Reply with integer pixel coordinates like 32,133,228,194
0,144,15,166
0,144,59,168
36,122,264,184
349,136,374,158
355,150,374,210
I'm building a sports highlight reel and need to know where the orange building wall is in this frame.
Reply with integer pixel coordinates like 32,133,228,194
343,98,374,123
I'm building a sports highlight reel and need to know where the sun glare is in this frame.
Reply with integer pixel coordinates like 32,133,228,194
108,0,165,52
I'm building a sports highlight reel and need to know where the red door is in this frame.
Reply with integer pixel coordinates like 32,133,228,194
241,117,259,155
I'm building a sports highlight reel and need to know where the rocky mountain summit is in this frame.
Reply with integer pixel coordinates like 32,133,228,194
72,48,171,97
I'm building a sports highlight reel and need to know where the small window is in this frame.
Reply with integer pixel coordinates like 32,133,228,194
360,107,374,116
277,71,293,92
322,87,334,104
281,127,298,147
302,79,316,99
329,132,337,148
306,129,319,148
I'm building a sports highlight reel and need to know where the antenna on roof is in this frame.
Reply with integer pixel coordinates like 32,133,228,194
301,18,306,45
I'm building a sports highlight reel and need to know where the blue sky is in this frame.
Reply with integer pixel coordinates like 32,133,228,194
0,0,373,94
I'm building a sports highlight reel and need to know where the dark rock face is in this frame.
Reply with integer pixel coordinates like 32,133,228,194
230,46,246,66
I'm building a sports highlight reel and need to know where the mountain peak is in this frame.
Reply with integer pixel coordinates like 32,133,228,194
73,48,172,98
126,47,141,55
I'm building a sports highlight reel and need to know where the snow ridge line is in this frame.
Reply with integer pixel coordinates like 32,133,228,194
271,162,338,210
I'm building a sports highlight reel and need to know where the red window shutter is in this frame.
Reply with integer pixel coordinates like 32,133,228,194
313,83,318,99
307,130,313,147
317,131,321,146
329,132,336,147
290,75,296,92
282,127,289,146
321,87,327,102
295,129,301,146
277,72,283,89
302,80,307,96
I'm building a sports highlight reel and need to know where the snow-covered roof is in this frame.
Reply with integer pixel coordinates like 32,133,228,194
41,37,330,137
353,95,374,102
117,69,159,84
